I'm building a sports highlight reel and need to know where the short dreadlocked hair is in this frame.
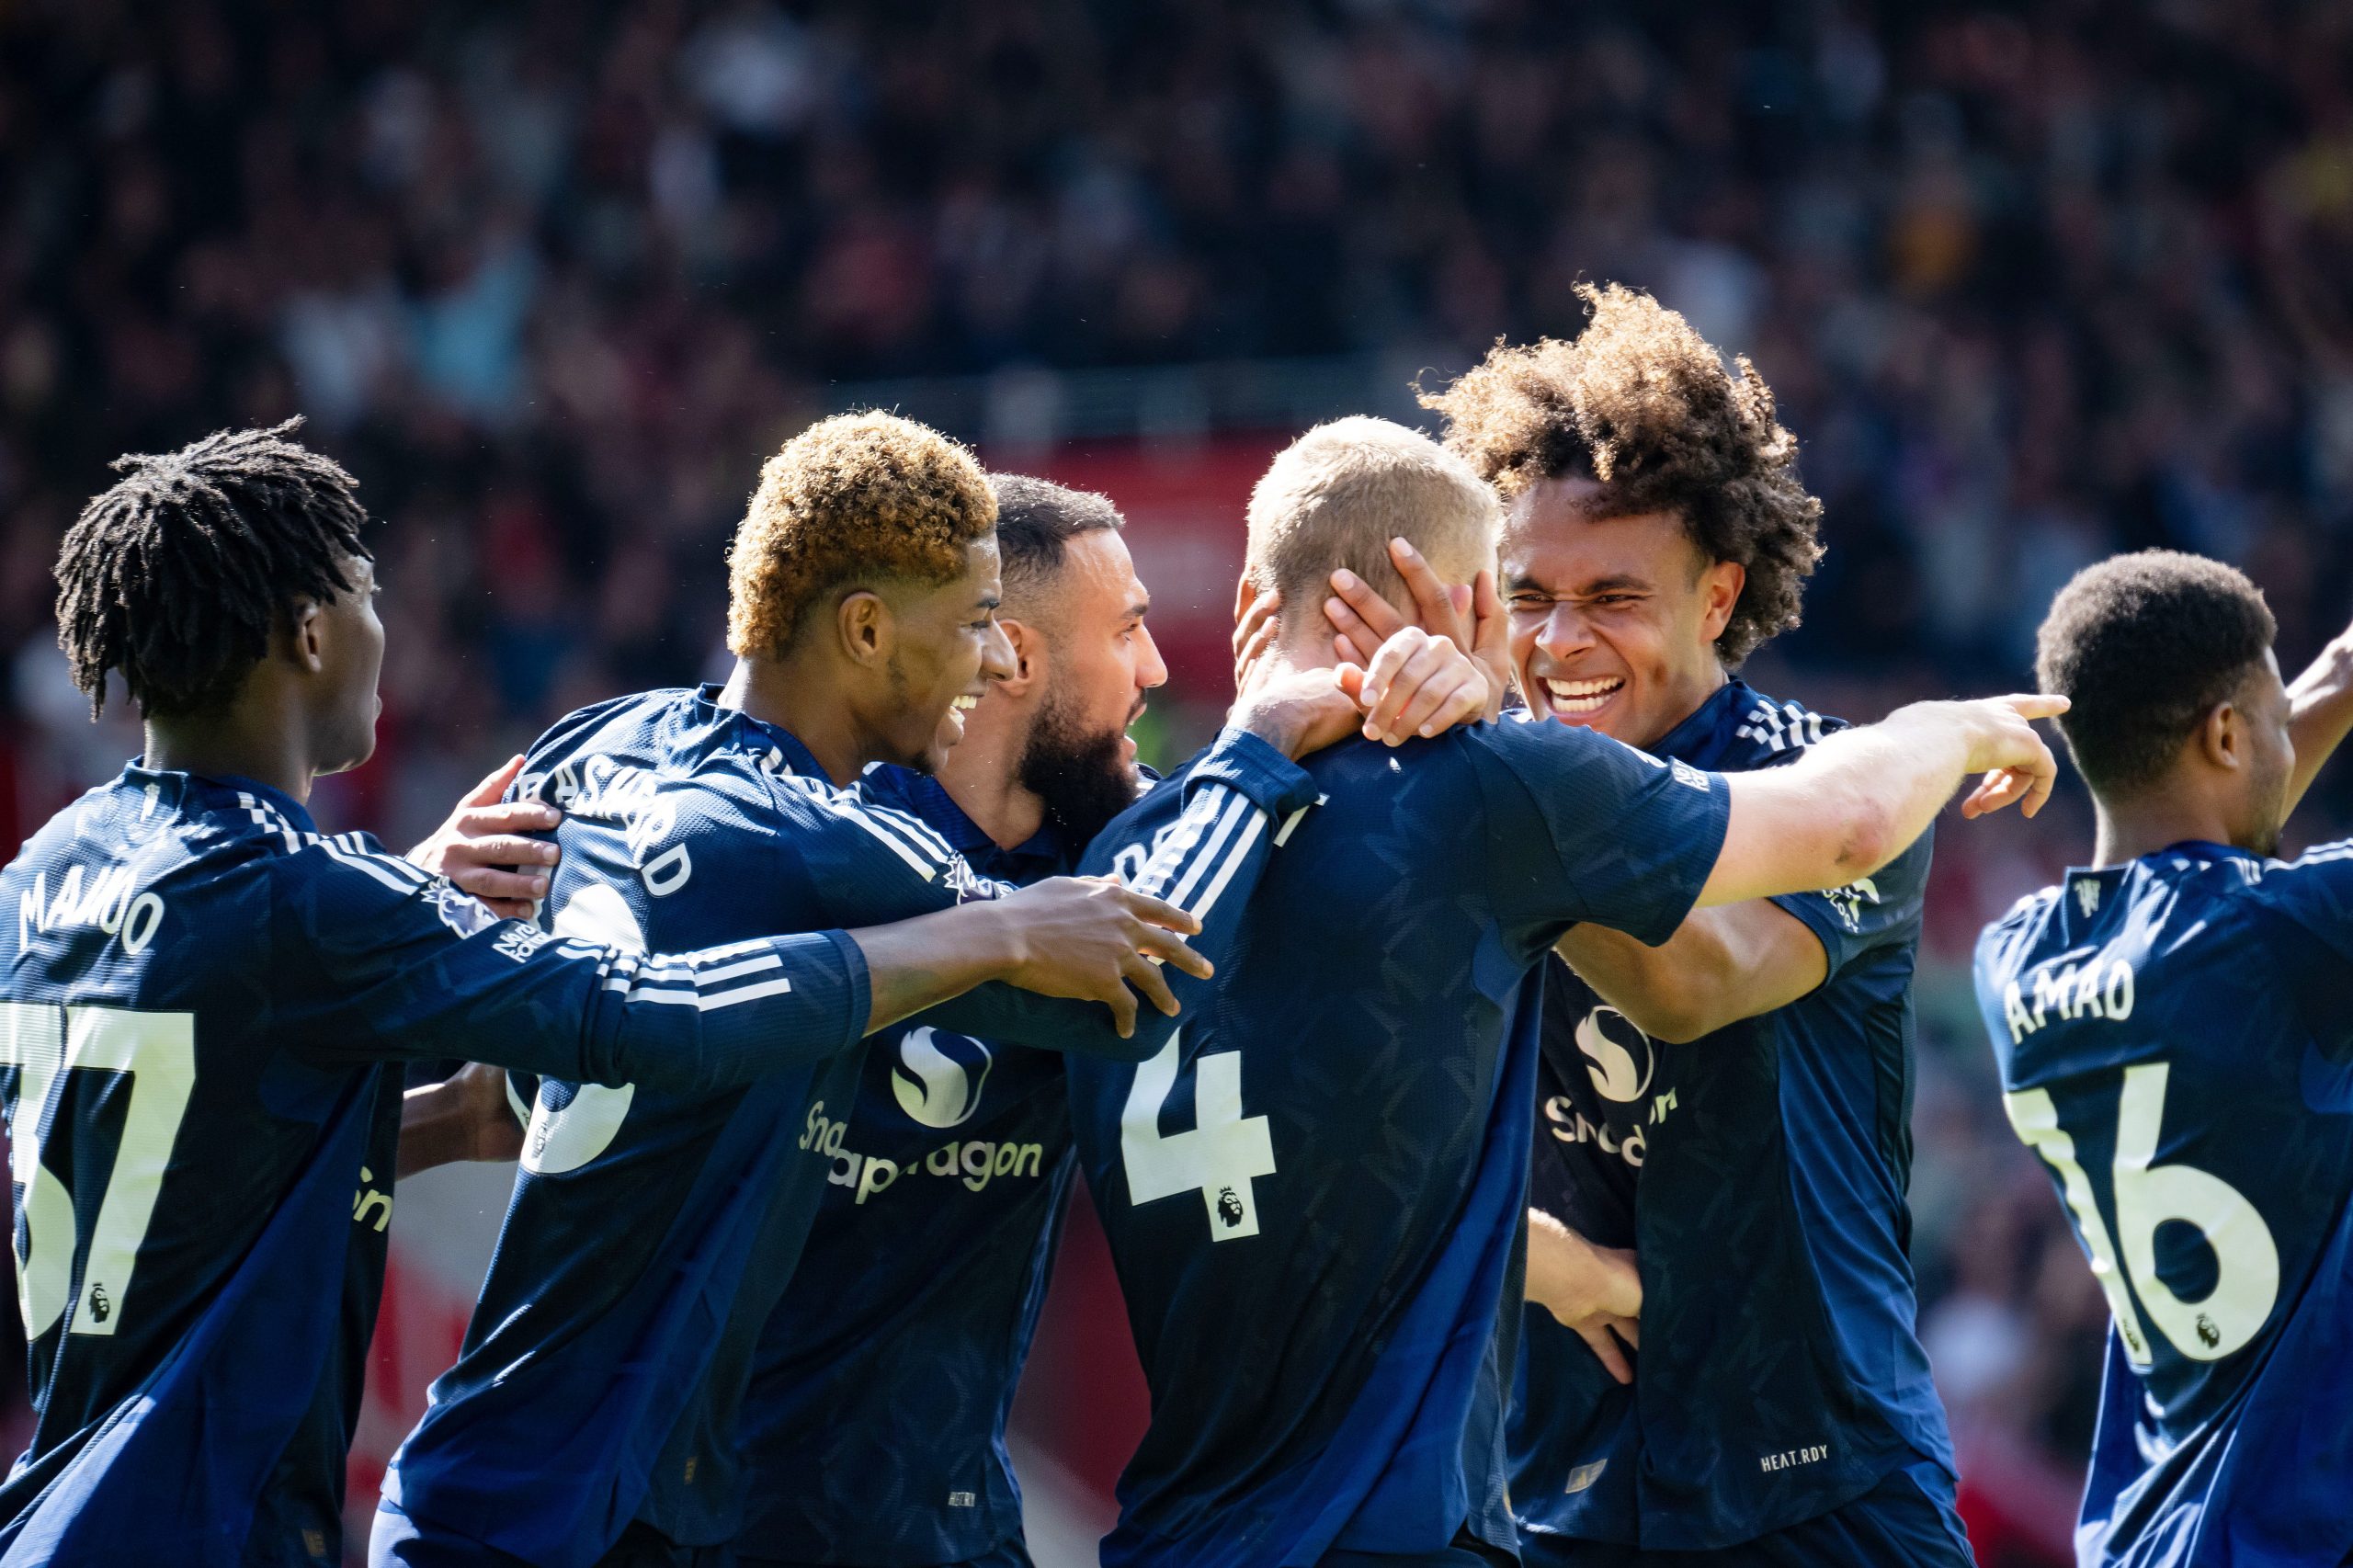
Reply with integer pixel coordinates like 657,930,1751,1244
2035,551,2276,798
727,412,998,658
1422,283,1824,667
54,419,370,719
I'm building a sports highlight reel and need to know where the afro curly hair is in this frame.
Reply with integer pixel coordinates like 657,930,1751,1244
727,411,998,658
1420,283,1824,667
2034,550,2276,798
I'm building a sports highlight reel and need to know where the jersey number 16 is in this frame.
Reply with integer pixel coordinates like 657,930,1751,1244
2005,1061,2279,1365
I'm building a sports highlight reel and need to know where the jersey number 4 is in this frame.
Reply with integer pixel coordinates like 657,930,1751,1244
0,1003,196,1340
2006,1062,2280,1365
1120,1030,1274,1242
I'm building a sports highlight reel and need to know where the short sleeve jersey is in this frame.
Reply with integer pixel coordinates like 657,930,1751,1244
1973,839,2353,1568
734,769,1078,1567
1064,718,1730,1568
1510,682,1951,1553
381,688,1310,1568
0,764,867,1568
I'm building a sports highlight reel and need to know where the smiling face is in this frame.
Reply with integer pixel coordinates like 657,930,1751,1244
877,535,1017,775
1503,476,1745,749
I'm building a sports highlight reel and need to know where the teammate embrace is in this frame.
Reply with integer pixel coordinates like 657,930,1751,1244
0,286,2094,1568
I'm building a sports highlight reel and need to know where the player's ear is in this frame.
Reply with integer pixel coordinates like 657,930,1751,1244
286,597,328,675
1697,560,1745,643
995,617,1046,698
2199,699,2241,771
1233,572,1260,630
835,590,892,669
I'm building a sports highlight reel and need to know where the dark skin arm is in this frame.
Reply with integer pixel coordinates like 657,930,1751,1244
1552,905,1827,1045
396,1062,525,1179
850,878,1211,1040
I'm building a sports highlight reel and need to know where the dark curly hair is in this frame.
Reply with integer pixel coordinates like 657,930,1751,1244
1420,283,1823,667
2035,550,2276,797
54,418,369,719
727,411,998,657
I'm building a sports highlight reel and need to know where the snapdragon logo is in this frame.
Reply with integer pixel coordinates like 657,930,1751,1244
1574,1006,1654,1104
892,1028,993,1129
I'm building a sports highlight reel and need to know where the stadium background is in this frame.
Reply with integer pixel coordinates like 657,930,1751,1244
4,1,2349,1562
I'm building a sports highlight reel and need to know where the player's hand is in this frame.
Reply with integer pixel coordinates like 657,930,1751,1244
1233,583,1285,692
1526,1209,1643,1385
1324,537,1511,721
407,755,563,919
1918,694,2070,820
450,1062,525,1163
1230,653,1368,758
1347,624,1490,745
987,877,1212,1039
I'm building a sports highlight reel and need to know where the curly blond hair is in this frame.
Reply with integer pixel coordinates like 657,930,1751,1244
1421,284,1823,667
726,411,998,657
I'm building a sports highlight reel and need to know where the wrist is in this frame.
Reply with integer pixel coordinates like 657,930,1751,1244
1233,701,1311,760
968,899,1032,981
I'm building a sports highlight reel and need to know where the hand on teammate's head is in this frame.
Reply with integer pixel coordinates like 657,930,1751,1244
1324,538,1510,722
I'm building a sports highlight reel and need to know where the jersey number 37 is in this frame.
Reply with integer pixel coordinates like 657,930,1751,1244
2006,1062,2279,1365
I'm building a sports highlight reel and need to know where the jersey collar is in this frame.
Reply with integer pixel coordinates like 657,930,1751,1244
894,772,1071,881
689,683,830,781
119,761,320,836
1639,677,1755,768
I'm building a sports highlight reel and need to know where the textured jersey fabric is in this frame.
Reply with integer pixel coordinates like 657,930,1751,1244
380,687,1313,1568
1975,838,2353,1567
1065,717,1731,1568
735,768,1077,1567
1511,681,1951,1552
0,764,867,1568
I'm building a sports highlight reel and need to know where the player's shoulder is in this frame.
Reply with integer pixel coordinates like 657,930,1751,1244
1465,710,1712,797
1976,882,2064,978
2228,837,2353,920
1716,686,1849,771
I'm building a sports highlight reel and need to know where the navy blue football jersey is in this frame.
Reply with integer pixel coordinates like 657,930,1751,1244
1064,717,1732,1568
735,768,1078,1567
1975,838,2353,1568
1509,681,1952,1552
379,688,1313,1568
0,765,868,1568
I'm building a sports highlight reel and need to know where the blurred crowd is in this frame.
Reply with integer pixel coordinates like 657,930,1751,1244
14,0,2353,1560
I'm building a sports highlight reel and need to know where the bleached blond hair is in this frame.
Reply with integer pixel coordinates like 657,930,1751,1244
1245,416,1498,636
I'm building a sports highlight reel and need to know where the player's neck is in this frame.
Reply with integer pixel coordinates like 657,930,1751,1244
934,708,1046,851
1627,661,1730,751
719,654,877,788
2092,792,2239,869
142,699,318,806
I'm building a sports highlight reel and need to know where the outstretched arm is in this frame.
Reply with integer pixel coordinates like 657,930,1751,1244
2286,628,2353,815
1555,904,1826,1044
1699,695,2063,906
